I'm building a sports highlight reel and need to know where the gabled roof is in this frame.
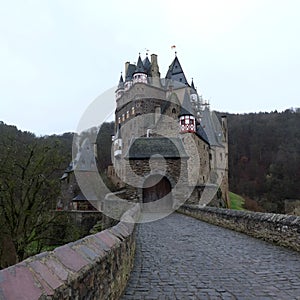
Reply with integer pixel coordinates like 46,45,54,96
125,137,189,159
165,56,189,85
179,89,194,116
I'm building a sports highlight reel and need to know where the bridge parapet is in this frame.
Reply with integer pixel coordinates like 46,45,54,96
0,205,140,300
178,205,300,252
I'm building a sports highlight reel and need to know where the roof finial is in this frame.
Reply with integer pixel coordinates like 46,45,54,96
175,51,177,57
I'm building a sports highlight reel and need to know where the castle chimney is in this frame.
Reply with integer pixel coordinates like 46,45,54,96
125,62,130,78
150,54,161,87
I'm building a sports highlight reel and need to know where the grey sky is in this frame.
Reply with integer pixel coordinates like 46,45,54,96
0,0,299,135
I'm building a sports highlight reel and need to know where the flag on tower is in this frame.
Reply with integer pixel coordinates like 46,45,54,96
171,45,176,49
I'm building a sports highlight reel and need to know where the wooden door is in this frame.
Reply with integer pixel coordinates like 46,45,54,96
142,175,172,210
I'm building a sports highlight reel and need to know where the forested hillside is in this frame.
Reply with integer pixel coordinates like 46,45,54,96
0,122,74,267
224,109,300,213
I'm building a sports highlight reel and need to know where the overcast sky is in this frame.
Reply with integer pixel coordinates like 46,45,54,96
1,0,299,135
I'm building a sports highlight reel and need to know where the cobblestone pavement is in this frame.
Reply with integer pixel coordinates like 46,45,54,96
121,213,300,300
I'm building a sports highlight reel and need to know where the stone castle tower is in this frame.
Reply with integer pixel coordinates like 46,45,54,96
110,53,229,210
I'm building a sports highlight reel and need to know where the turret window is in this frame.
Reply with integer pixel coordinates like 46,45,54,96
180,115,196,133
118,117,121,124
126,111,130,119
131,107,135,115
122,114,125,122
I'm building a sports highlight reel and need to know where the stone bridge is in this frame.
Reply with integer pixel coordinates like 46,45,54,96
0,206,299,299
122,212,300,299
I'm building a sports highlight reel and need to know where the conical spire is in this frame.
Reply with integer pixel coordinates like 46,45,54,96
135,54,146,73
118,73,124,89
179,89,194,116
191,78,196,91
143,55,151,74
165,56,188,85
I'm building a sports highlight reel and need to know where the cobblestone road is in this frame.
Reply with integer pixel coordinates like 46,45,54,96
121,213,300,300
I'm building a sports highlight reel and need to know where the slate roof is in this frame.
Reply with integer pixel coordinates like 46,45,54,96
201,108,224,147
191,79,196,90
134,55,146,74
125,137,189,159
143,56,151,74
118,74,124,89
179,89,194,116
165,56,189,85
196,124,210,145
125,63,136,81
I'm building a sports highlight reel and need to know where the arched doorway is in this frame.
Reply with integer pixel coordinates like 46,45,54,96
142,175,172,211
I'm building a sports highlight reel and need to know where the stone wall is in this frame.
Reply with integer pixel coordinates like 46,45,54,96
178,204,300,252
0,205,140,300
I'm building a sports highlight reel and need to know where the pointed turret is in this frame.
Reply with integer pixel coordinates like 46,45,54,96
143,55,151,74
118,73,124,89
179,89,196,133
134,55,146,74
191,79,196,91
133,54,148,84
115,73,125,100
166,55,188,85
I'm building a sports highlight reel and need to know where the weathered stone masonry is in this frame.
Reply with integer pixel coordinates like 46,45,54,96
0,205,140,300
178,205,300,252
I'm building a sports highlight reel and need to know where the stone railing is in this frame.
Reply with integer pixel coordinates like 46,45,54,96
0,205,140,299
178,205,300,252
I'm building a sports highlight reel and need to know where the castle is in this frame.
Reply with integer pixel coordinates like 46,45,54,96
109,53,229,211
